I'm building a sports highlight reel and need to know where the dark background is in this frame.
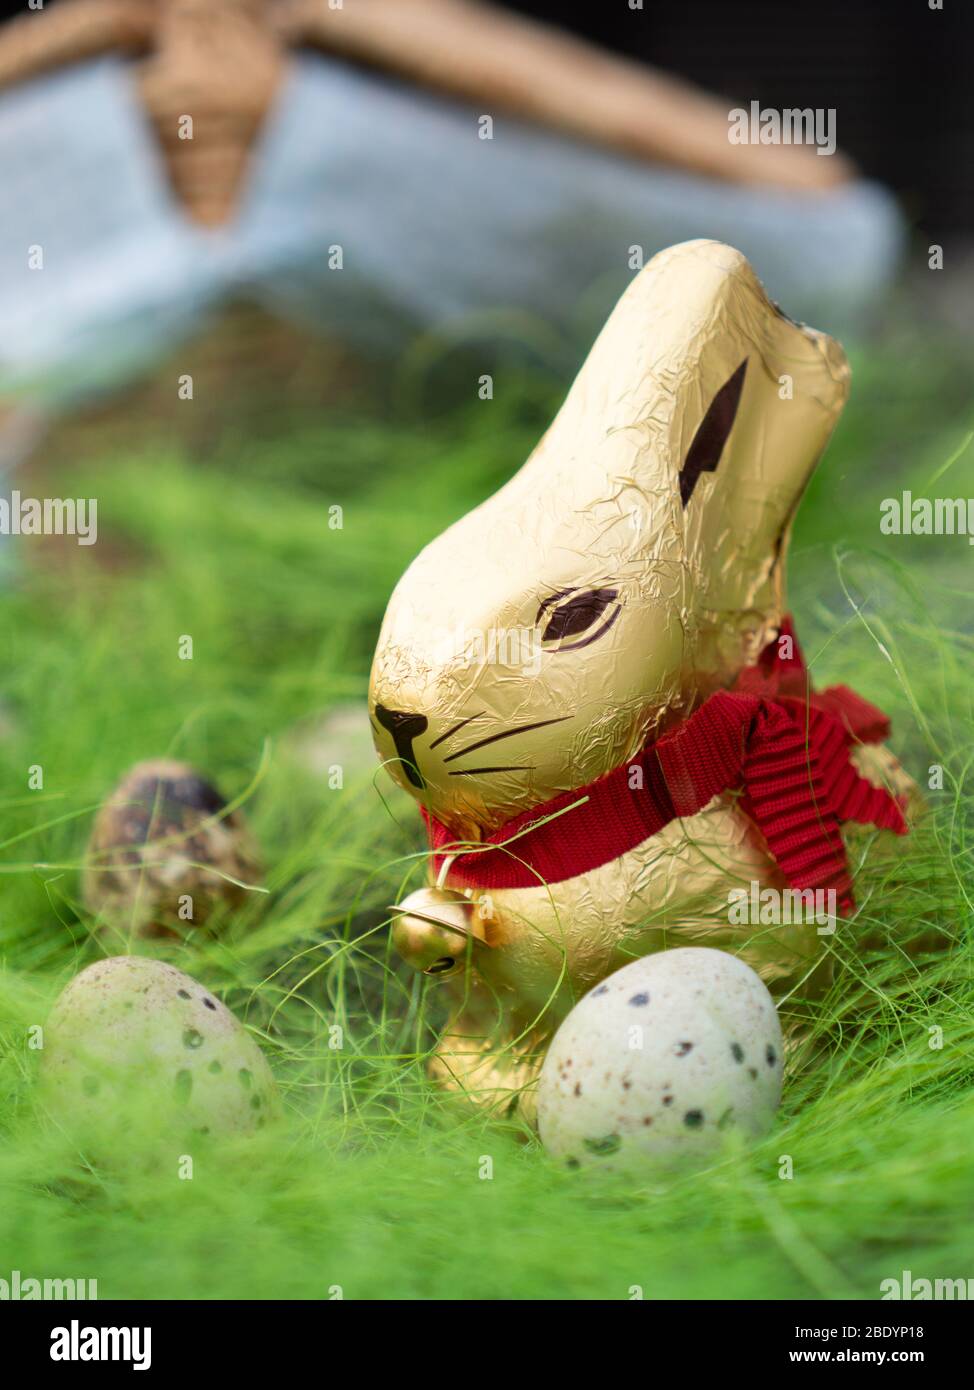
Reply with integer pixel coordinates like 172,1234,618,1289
508,0,972,238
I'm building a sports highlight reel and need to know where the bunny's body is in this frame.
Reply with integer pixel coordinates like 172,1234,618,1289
370,241,915,1118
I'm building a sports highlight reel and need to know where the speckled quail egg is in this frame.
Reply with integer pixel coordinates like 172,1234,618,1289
40,956,280,1142
537,947,783,1167
82,759,262,938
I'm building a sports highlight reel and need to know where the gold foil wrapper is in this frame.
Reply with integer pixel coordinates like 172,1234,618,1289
370,240,863,1117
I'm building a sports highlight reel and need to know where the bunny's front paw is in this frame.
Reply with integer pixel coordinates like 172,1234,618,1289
429,994,550,1128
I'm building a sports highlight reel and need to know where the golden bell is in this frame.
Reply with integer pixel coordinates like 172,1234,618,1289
390,886,484,978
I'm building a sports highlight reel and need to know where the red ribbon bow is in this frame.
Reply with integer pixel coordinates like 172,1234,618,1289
424,619,908,914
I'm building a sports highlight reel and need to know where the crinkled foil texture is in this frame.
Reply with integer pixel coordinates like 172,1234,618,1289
370,241,853,1061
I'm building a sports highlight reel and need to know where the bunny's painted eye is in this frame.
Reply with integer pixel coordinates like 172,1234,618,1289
537,587,620,651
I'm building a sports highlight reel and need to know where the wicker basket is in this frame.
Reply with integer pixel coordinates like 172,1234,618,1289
0,1,287,227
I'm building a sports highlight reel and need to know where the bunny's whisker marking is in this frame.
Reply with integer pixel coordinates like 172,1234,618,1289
429,711,485,750
448,766,536,776
443,717,570,764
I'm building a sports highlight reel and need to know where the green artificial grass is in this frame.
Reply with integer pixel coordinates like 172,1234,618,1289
0,326,972,1301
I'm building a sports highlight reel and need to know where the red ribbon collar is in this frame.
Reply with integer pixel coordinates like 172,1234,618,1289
424,619,908,914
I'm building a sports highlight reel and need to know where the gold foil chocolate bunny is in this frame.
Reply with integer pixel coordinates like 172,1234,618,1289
370,240,914,1122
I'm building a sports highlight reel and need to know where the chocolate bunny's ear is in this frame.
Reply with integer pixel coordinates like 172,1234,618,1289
525,241,844,578
670,244,849,673
529,240,848,675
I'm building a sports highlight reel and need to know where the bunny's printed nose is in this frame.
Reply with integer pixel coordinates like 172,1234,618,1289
374,704,428,789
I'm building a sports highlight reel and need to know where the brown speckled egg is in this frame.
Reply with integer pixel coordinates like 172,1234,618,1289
537,947,783,1168
82,760,262,938
40,956,280,1142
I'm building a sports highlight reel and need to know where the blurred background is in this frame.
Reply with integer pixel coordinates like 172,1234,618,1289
0,0,972,1304
0,0,970,470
